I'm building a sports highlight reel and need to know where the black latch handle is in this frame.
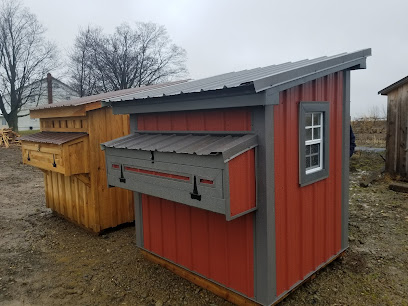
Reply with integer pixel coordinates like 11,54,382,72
52,154,56,167
119,165,126,183
27,152,30,161
190,176,201,201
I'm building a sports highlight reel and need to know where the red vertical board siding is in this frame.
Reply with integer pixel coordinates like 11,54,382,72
274,72,343,296
138,108,254,297
229,149,256,216
137,108,251,131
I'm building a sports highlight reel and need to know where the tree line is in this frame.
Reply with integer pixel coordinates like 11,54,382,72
0,0,187,130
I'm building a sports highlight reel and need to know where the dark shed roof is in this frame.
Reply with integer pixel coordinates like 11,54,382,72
378,76,408,95
19,131,87,145
104,49,371,105
32,80,188,110
102,133,257,162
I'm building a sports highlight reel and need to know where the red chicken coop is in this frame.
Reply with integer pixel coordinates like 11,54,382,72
101,49,371,305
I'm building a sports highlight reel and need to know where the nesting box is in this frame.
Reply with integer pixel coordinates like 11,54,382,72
20,82,184,232
102,50,371,304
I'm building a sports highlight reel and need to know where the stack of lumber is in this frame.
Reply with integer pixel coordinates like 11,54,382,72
0,128,21,148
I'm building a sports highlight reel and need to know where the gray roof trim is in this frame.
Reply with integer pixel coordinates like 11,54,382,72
378,75,408,95
253,49,371,93
102,49,371,114
101,133,258,162
265,57,368,104
110,88,264,115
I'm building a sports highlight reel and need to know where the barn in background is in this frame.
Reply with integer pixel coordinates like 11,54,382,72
379,77,408,179
102,49,371,305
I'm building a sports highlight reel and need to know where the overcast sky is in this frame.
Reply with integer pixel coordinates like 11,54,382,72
22,0,408,118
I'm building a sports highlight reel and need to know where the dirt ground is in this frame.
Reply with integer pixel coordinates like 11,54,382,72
1,146,407,306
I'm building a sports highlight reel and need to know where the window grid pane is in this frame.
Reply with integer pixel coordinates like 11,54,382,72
305,112,323,173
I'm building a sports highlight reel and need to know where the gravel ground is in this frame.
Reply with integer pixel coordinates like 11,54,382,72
0,146,407,305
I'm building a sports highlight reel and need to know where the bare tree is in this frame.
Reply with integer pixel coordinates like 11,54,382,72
0,0,58,131
68,26,102,97
68,22,187,96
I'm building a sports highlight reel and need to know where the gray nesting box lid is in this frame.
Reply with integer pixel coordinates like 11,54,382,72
101,133,257,162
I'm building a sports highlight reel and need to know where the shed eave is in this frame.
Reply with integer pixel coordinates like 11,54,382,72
378,75,408,95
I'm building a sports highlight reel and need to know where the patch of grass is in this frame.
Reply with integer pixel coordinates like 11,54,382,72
18,129,39,135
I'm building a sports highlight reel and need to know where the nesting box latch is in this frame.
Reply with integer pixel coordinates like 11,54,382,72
190,176,201,201
52,154,56,168
150,151,154,163
27,152,30,161
119,164,126,183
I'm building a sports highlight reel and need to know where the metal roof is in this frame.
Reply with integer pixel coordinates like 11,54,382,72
32,80,188,110
378,75,408,95
104,49,371,104
19,131,87,145
102,133,257,162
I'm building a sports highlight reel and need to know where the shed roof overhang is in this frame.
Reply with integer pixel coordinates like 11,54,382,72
378,75,408,96
102,49,371,115
101,132,258,163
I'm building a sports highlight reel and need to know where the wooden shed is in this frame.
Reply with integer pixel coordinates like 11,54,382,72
101,49,371,305
379,77,408,179
19,81,184,233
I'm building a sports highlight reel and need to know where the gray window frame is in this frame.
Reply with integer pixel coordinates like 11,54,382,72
299,101,330,186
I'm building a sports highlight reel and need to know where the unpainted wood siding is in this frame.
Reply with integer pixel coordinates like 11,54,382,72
41,107,134,232
386,83,408,178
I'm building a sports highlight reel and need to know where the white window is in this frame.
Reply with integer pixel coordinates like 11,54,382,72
299,102,330,186
305,112,323,174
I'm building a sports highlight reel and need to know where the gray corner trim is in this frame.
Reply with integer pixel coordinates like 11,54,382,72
111,92,264,114
299,102,330,187
341,71,351,249
134,192,144,247
130,114,138,134
253,106,276,304
265,58,367,96
265,89,280,105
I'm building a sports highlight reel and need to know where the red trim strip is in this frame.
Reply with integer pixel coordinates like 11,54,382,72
124,166,190,181
112,164,120,169
200,179,214,185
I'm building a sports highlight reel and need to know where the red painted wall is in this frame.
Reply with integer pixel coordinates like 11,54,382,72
138,108,255,297
229,149,256,217
137,108,251,131
274,72,343,296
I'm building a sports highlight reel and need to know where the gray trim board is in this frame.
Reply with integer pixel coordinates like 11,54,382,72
130,114,138,134
110,91,265,115
341,70,351,249
252,105,276,305
265,58,367,98
134,192,144,247
298,102,330,187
